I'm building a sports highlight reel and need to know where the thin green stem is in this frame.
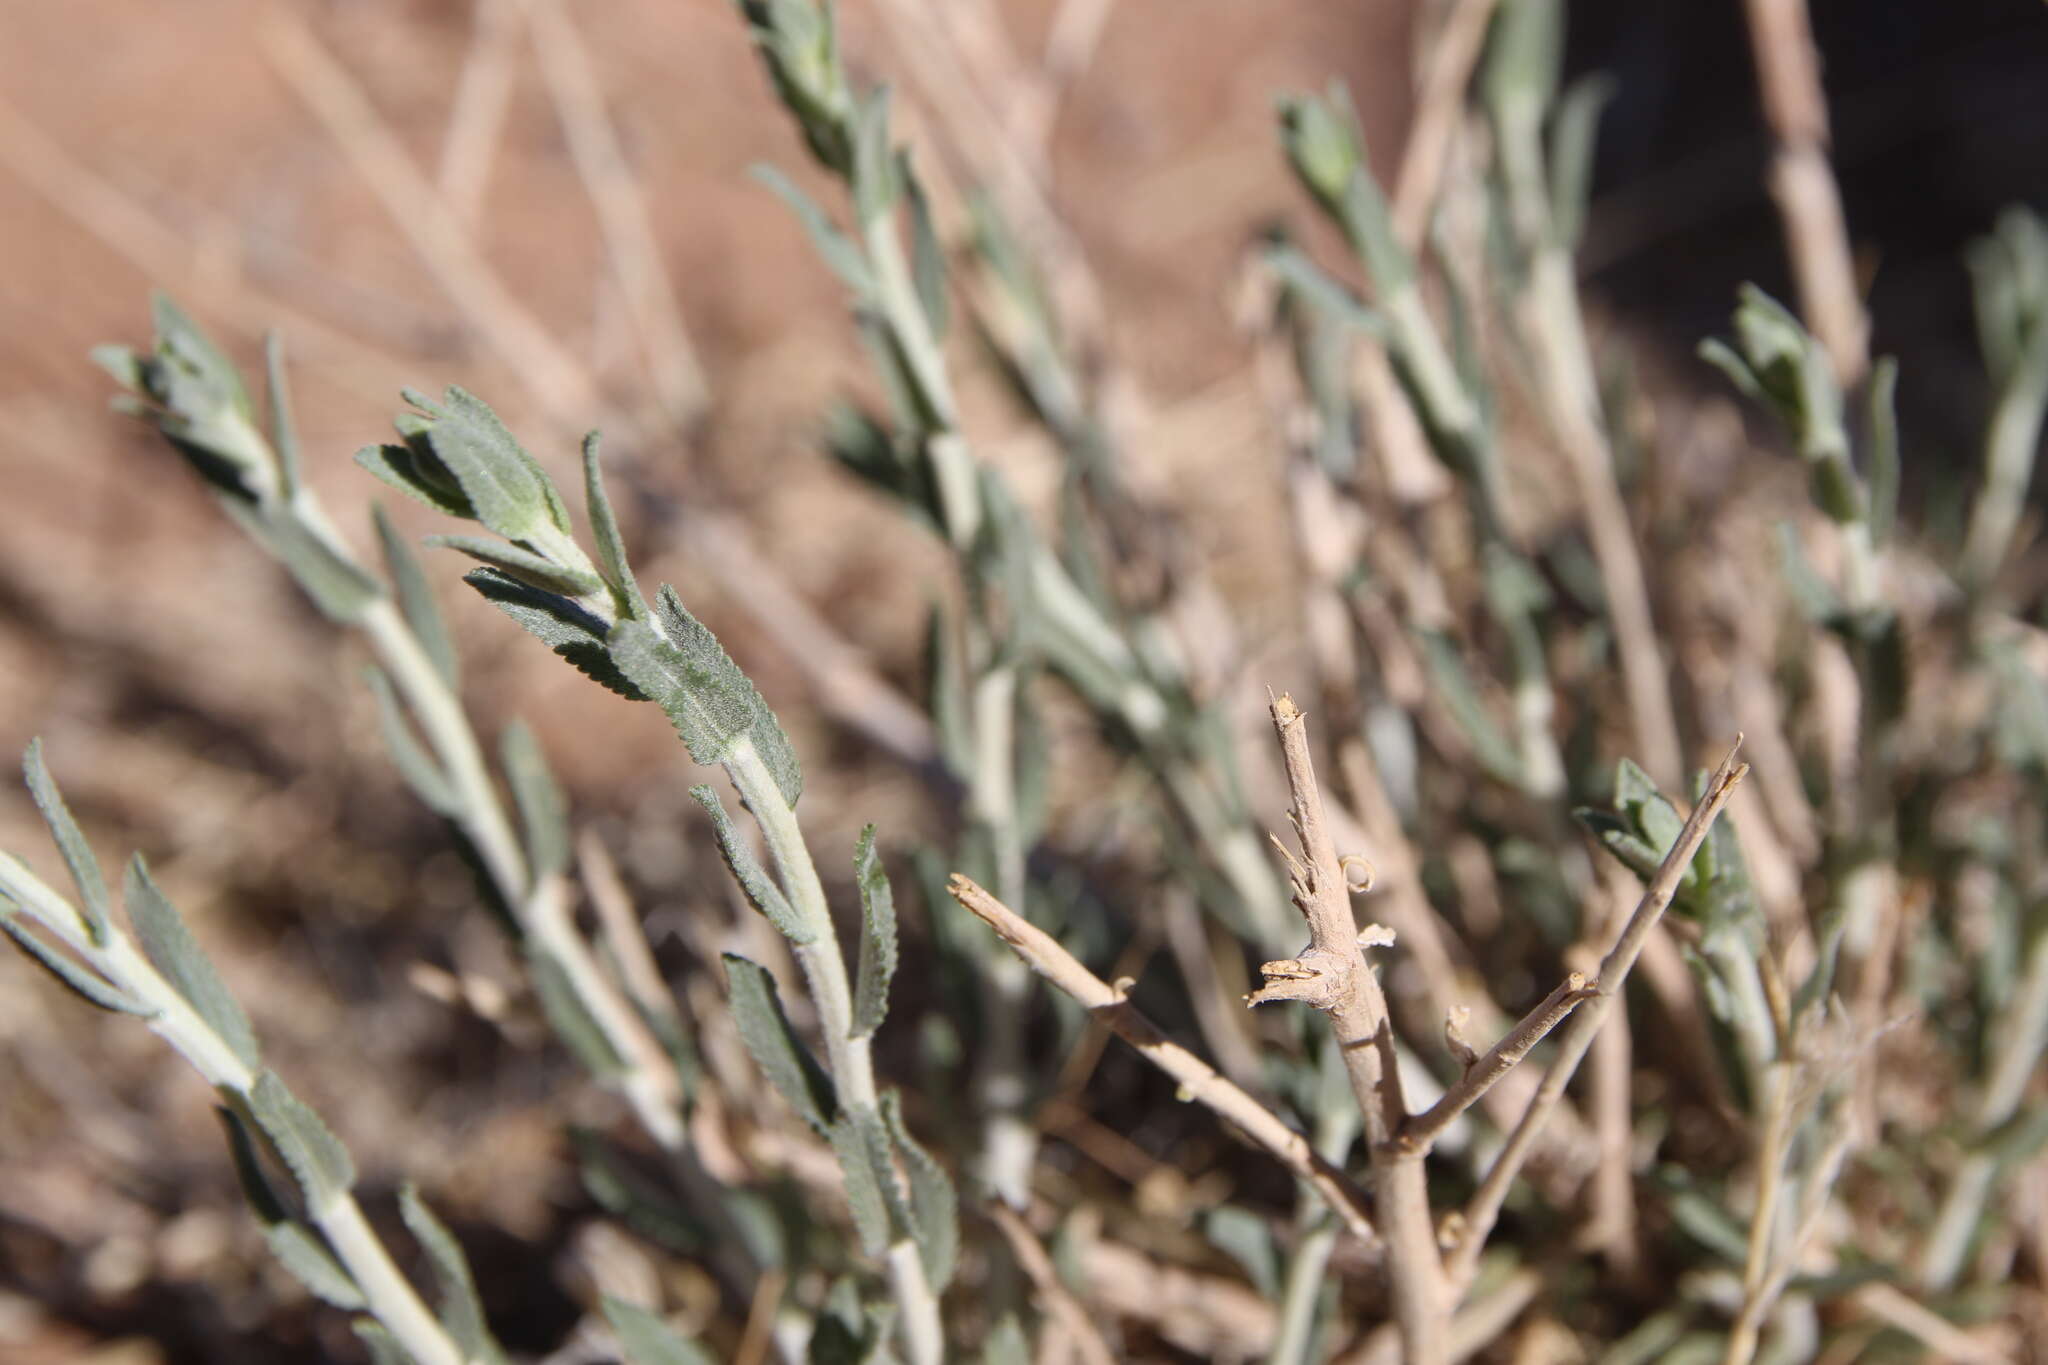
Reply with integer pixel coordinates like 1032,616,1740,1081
3,863,474,1365
360,597,686,1150
724,736,943,1363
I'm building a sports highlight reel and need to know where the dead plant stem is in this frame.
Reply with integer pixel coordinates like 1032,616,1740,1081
944,874,1380,1245
1261,694,1445,1365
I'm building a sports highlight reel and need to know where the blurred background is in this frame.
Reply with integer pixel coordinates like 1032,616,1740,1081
1,0,2045,1360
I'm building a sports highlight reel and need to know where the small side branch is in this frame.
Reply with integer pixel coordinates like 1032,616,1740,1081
1398,971,1596,1153
1741,0,1869,386
946,874,1379,1246
1446,740,1749,1290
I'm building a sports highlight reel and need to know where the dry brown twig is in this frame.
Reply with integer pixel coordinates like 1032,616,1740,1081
522,0,711,426
1446,738,1750,1293
436,0,523,229
1253,692,1447,1362
1740,0,1870,387
943,873,1380,1247
950,691,1672,1361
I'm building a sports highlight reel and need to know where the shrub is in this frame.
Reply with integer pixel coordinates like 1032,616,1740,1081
5,0,2046,1361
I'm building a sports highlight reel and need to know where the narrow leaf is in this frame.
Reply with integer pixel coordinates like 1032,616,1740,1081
0,914,146,1014
827,1106,899,1256
752,164,876,298
850,87,899,225
656,588,803,804
608,587,804,807
850,826,898,1038
249,1071,356,1205
401,386,571,542
364,668,460,817
608,617,752,768
500,722,569,879
266,1223,367,1311
582,432,651,623
125,857,260,1071
466,569,643,699
723,953,837,1132
216,1105,290,1225
263,332,303,500
399,1184,503,1364
690,786,811,942
374,505,460,689
603,1297,715,1365
230,502,385,624
226,1105,382,1313
427,534,605,598
22,740,112,944
903,162,949,338
356,442,477,521
528,948,626,1077
882,1090,957,1289
1547,75,1615,249
1265,241,1389,339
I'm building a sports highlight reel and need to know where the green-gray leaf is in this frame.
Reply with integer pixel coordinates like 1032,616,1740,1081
529,948,626,1077
249,1071,356,1205
753,164,876,299
228,501,385,624
217,1105,291,1225
22,740,112,944
501,721,569,879
849,86,899,225
0,913,146,1014
374,505,460,689
582,432,651,623
690,786,811,942
1266,241,1389,339
268,1223,367,1311
603,1297,714,1365
400,1184,503,1364
882,1089,956,1289
426,534,605,599
263,332,303,500
400,387,571,543
724,953,837,1132
126,857,260,1071
850,825,897,1038
904,161,949,338
1547,75,1615,249
364,667,460,817
356,442,477,521
827,1105,900,1256
227,1107,391,1323
608,586,804,807
466,569,643,699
